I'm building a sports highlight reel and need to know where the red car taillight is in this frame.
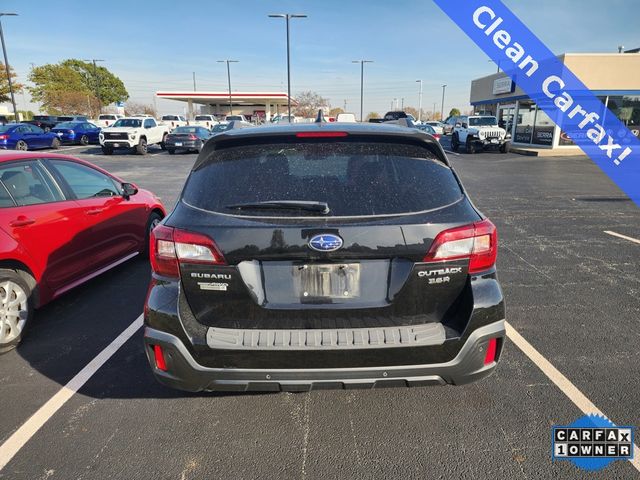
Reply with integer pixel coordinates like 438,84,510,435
149,225,226,278
0,134,8,140
423,219,498,274
433,133,441,140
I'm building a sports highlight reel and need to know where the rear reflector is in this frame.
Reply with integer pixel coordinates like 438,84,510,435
150,225,226,278
423,218,498,274
153,345,167,371
295,131,348,138
484,338,498,365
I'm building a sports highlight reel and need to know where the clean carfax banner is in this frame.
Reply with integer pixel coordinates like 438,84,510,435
434,0,640,207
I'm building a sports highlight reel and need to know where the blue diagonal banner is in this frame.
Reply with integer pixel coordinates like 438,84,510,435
434,0,640,207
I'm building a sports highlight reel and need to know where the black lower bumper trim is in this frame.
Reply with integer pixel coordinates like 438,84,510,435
143,320,505,392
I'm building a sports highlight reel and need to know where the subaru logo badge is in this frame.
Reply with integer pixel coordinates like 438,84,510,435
308,234,343,252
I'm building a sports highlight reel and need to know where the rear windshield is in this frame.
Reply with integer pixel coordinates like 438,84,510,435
183,142,462,217
162,115,179,120
55,122,80,129
195,115,211,121
173,126,198,133
99,115,116,120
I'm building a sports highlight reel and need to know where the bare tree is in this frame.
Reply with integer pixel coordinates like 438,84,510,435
294,91,330,118
125,102,158,117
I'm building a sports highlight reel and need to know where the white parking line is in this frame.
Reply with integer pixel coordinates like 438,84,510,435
0,315,143,472
506,322,640,472
604,230,640,245
1,314,637,473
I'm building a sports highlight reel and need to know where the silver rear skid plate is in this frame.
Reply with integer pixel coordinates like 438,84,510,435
207,322,446,350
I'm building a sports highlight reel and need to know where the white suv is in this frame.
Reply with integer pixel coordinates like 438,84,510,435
451,115,509,154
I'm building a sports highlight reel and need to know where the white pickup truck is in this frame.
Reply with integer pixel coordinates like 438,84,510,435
192,115,218,129
93,114,124,128
99,117,170,155
161,115,188,131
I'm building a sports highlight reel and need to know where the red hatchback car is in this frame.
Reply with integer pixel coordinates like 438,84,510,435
0,151,165,352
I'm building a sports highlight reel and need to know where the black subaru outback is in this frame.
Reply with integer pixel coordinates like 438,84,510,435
144,122,505,392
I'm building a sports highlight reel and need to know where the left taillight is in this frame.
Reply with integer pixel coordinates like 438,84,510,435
149,225,226,278
0,134,8,140
423,218,498,274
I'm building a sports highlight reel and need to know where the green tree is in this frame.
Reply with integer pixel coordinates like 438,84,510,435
28,59,128,114
0,62,24,104
449,108,461,118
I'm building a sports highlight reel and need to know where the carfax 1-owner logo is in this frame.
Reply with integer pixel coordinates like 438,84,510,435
552,414,635,471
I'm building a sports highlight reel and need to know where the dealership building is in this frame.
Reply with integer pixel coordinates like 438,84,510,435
155,91,294,122
470,53,640,150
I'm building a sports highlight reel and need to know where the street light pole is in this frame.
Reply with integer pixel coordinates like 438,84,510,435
441,84,447,121
352,60,373,122
269,13,307,120
416,79,423,122
193,71,197,91
217,60,239,115
0,13,19,121
83,58,104,114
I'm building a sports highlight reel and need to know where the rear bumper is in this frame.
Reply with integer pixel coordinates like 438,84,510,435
143,320,505,392
166,140,199,149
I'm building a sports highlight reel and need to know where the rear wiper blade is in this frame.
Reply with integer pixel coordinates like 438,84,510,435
225,200,330,214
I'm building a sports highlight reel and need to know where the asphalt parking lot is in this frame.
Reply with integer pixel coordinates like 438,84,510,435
0,141,639,479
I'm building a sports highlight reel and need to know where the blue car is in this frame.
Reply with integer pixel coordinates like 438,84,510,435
0,123,61,151
50,121,101,145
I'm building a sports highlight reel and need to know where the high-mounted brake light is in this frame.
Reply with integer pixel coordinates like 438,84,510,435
295,131,348,138
149,225,226,278
423,219,498,274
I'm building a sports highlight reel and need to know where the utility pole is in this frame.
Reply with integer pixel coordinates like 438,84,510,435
416,79,423,122
401,97,404,110
83,58,104,114
0,13,19,121
217,59,239,115
269,13,307,120
193,72,197,91
440,84,447,122
343,99,347,111
352,60,373,122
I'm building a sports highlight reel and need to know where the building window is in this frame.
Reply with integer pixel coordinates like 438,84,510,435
532,108,554,146
559,96,608,146
514,101,535,144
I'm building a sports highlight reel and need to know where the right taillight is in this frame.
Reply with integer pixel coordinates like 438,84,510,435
423,218,498,274
149,225,226,278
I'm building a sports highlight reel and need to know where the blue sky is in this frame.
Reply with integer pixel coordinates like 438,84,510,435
2,0,638,116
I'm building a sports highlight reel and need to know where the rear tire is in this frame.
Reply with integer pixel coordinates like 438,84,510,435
15,140,28,151
101,146,113,155
465,137,476,154
451,133,459,152
136,138,148,155
51,138,61,150
160,134,167,151
0,270,33,354
80,135,89,145
142,212,164,255
167,148,175,155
